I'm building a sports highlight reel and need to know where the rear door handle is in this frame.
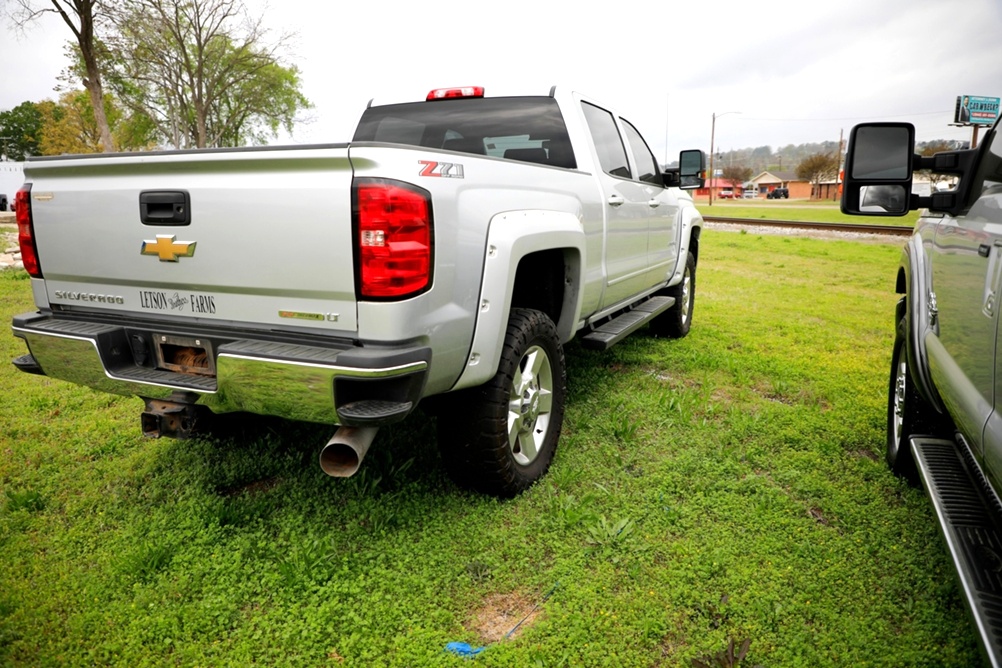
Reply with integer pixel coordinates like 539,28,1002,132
607,194,625,207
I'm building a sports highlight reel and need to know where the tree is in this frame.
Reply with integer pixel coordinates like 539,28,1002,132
917,141,956,188
796,152,840,195
722,164,753,185
0,101,44,160
4,0,117,152
104,0,311,148
37,90,156,155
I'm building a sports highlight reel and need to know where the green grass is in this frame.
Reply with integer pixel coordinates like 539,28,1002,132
696,199,921,227
0,232,979,667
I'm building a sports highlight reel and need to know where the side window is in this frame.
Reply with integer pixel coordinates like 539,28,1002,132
582,102,631,179
621,119,661,185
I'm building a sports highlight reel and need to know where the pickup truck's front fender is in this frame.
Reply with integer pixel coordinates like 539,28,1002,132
450,210,585,391
899,234,945,413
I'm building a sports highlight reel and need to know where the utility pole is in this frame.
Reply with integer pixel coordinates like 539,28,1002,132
708,111,740,206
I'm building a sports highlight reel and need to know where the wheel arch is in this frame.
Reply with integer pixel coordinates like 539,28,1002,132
898,237,945,413
668,207,702,287
450,210,585,392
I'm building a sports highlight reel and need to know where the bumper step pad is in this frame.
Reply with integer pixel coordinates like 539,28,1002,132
911,437,1002,667
581,295,675,351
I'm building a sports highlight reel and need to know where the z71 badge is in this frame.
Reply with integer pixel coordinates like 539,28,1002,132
418,160,464,178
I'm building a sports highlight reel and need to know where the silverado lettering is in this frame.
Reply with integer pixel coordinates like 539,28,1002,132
53,291,125,304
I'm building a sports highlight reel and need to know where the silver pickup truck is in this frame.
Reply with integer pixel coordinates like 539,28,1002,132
842,118,1002,665
10,86,705,497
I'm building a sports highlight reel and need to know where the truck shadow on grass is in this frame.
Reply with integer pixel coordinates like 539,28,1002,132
165,329,673,508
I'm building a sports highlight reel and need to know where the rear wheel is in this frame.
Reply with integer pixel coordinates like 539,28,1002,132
438,308,566,497
650,251,695,339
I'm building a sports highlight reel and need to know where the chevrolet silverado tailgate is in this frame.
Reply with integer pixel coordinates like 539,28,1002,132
25,145,358,333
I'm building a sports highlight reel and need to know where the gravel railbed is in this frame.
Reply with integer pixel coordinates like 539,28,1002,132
703,221,903,244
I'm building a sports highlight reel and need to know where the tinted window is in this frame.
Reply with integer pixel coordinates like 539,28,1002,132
582,102,631,179
621,119,661,185
354,97,576,169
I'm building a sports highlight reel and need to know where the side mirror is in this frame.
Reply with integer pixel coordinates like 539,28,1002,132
841,123,914,216
676,149,705,190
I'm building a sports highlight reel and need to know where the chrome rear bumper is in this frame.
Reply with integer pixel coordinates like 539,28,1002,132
12,312,430,426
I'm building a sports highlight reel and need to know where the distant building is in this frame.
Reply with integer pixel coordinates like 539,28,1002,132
695,177,742,200
748,170,812,199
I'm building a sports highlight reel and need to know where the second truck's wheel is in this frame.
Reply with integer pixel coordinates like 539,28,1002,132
651,251,695,339
887,309,947,484
438,308,566,498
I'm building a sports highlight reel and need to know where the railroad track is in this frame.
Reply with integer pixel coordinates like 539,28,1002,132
704,216,914,237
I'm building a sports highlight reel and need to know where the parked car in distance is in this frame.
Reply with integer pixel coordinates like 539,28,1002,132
767,187,789,199
0,193,8,211
719,188,735,199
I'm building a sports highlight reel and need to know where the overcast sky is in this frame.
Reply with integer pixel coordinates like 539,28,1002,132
2,0,1001,163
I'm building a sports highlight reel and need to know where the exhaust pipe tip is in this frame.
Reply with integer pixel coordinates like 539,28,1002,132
319,427,378,477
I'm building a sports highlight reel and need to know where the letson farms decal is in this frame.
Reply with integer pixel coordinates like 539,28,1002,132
139,290,217,314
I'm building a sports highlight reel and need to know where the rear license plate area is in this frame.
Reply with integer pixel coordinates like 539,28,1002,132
153,333,216,377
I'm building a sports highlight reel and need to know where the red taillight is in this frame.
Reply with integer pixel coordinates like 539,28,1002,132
14,185,41,278
426,86,485,101
354,179,432,299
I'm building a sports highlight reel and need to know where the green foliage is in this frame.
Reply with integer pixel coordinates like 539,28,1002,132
4,489,45,513
0,232,983,666
103,0,312,148
0,101,43,160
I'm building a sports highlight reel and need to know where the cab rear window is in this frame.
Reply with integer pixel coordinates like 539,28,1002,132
353,97,576,169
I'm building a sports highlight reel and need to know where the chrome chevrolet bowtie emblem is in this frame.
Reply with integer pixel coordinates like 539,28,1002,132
141,235,196,262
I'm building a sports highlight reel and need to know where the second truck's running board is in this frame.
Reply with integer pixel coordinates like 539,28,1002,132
911,437,1002,667
580,295,675,351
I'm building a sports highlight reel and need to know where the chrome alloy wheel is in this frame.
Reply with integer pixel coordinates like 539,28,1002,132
680,264,692,327
507,345,554,466
891,353,907,453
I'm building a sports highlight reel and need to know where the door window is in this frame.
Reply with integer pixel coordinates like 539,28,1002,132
582,102,631,179
621,119,661,185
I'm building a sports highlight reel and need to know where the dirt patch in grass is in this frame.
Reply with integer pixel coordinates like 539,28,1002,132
469,592,542,643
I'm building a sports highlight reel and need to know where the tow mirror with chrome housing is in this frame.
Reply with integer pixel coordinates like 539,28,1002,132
841,122,979,217
664,149,706,189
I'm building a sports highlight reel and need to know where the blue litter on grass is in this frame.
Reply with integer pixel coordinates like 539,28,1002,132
445,641,485,657
445,582,560,658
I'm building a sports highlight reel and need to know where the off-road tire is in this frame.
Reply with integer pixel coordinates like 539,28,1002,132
438,308,566,497
650,251,695,339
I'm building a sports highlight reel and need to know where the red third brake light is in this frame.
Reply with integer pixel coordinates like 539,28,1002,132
14,185,42,278
426,86,485,101
354,179,433,299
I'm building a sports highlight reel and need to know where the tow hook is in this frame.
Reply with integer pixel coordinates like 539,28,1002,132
141,396,201,439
